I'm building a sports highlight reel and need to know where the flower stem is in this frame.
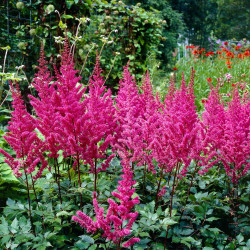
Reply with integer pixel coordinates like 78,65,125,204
179,163,198,221
25,172,35,235
155,167,164,211
76,153,83,208
94,158,97,193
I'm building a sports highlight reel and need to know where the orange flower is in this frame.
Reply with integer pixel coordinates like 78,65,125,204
206,78,212,82
228,66,232,69
226,61,231,65
173,67,177,71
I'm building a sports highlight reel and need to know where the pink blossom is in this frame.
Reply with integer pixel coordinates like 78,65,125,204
72,161,140,247
0,81,47,178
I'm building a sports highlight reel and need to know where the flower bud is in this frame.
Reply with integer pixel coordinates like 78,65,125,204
16,1,25,10
46,4,55,14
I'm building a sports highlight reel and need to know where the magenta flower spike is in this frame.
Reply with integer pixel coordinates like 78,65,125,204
0,81,47,179
83,56,117,173
72,161,140,248
219,88,250,183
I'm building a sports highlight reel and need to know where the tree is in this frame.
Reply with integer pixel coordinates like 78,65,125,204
214,0,250,40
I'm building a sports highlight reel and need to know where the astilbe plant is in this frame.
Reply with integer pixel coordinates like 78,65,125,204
114,64,144,164
84,57,117,191
201,86,249,183
0,81,48,230
52,38,86,160
139,71,163,174
199,84,226,175
72,64,141,248
29,45,61,158
0,81,47,179
72,159,140,248
151,70,202,177
219,88,250,183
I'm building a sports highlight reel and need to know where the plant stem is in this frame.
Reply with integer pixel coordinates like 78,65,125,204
68,158,72,187
0,48,8,103
155,167,164,211
76,153,83,208
24,172,35,235
164,162,179,249
179,163,198,221
30,173,38,203
94,158,98,193
143,163,146,196
56,159,62,204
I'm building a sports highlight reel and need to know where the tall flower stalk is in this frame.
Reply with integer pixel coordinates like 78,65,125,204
72,160,140,248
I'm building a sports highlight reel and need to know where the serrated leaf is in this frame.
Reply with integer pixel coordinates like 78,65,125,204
162,218,177,228
10,218,19,234
0,217,9,235
6,198,16,208
79,235,95,244
1,235,11,244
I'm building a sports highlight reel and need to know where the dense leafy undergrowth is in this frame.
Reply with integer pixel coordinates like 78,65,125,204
0,161,249,249
0,39,249,249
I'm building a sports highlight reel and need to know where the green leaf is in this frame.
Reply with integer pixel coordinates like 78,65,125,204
88,245,97,250
10,218,19,234
19,217,31,233
61,14,74,19
66,0,74,9
59,21,67,29
0,46,11,50
0,217,9,235
79,235,95,244
139,232,150,237
162,218,177,228
206,217,219,222
181,229,194,235
6,198,16,208
180,237,196,248
56,211,70,217
199,180,206,189
236,234,244,244
1,235,11,244
208,228,221,234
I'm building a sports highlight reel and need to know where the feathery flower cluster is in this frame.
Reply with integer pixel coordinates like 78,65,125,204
150,69,202,176
114,63,144,163
199,85,225,175
219,88,250,182
29,45,60,158
72,160,140,248
0,82,47,179
84,56,117,173
200,86,249,182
